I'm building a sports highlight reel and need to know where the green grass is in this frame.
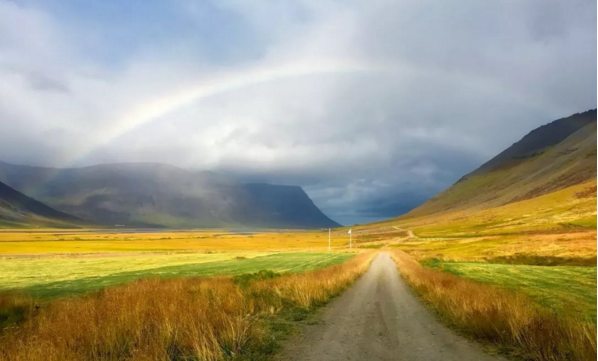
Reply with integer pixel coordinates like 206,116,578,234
0,252,354,298
424,260,597,322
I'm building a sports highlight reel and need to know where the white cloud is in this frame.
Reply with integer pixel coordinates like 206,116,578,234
0,0,595,221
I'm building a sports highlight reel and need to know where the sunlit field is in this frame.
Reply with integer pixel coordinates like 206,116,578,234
0,178,595,360
357,180,597,237
0,228,371,360
0,229,360,299
0,229,352,254
348,181,598,360
423,260,597,321
0,253,374,360
391,251,596,361
390,231,597,265
0,252,354,298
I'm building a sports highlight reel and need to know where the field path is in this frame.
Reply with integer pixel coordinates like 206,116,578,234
392,226,415,239
278,253,502,361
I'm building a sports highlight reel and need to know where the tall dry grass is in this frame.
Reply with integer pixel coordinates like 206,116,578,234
0,293,34,331
0,253,373,361
390,250,596,361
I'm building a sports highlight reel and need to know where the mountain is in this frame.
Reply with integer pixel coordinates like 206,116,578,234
353,110,597,238
0,180,81,227
0,162,340,229
405,109,597,218
244,183,341,229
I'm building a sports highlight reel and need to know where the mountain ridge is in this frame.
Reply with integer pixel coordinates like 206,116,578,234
403,109,597,219
474,109,596,174
0,161,340,229
0,180,82,227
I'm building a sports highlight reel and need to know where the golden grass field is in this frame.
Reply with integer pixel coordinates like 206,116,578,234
390,251,596,361
357,179,597,237
391,231,597,265
0,229,353,254
0,228,371,361
0,180,595,360
0,252,375,360
0,252,360,299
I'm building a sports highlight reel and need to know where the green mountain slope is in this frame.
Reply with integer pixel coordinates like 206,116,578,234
405,109,597,219
0,181,81,228
0,162,340,229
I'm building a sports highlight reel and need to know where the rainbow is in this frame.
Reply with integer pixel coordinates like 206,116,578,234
72,59,388,166
37,56,557,195
20,59,389,194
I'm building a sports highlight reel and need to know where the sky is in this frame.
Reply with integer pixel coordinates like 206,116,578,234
0,0,596,225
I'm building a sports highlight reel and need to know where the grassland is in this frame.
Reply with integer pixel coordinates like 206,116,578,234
350,176,597,360
391,231,597,265
357,180,597,237
0,172,595,361
0,228,359,298
423,260,597,321
0,227,364,356
0,252,374,361
391,251,596,361
0,228,353,254
0,252,354,298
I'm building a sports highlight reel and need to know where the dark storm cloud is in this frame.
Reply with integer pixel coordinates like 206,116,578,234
0,0,595,224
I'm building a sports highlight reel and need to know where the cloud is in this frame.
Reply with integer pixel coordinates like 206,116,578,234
0,0,595,223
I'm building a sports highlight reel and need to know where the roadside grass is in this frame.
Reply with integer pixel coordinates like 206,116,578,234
0,252,354,299
0,252,374,361
390,251,596,361
422,260,597,321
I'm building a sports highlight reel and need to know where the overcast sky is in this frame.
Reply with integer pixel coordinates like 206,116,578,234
0,0,596,225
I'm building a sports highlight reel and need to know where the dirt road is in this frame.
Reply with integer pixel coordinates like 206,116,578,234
392,226,415,239
278,253,502,361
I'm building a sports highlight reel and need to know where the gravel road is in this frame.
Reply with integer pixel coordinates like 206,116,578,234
278,253,503,361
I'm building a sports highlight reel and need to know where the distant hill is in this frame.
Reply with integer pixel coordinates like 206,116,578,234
244,183,340,229
0,180,81,228
352,110,597,237
0,162,340,229
405,109,597,218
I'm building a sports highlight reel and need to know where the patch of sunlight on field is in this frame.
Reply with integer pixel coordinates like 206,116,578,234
0,252,259,290
0,252,354,298
426,261,597,321
392,231,597,264
411,181,597,237
0,229,352,254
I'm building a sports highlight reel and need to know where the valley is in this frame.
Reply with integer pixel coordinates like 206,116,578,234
2,0,596,359
0,111,595,361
